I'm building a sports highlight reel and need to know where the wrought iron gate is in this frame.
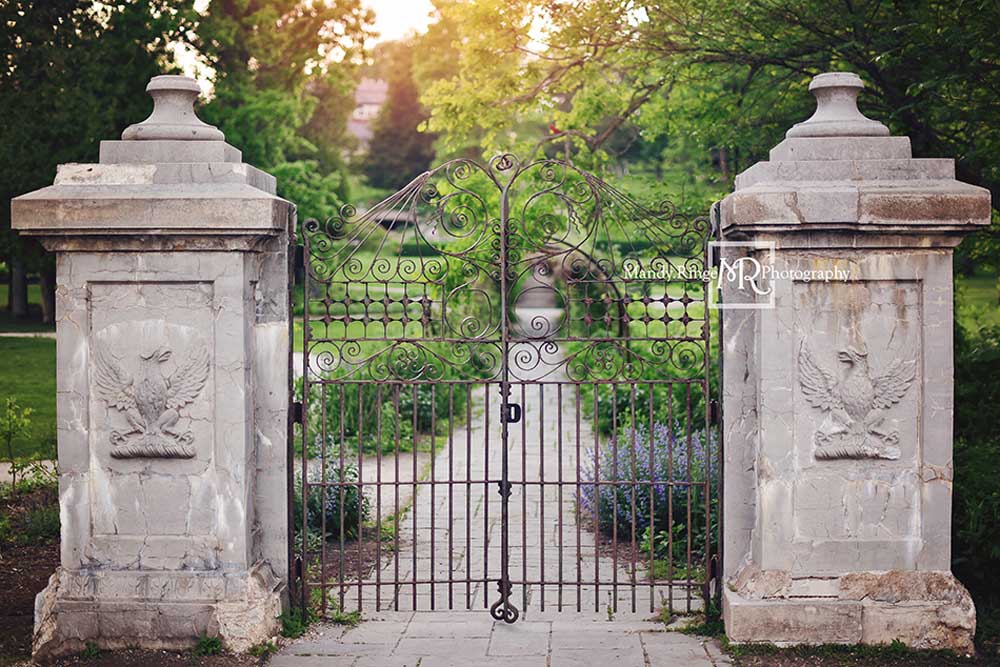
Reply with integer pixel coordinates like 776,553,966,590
293,155,717,623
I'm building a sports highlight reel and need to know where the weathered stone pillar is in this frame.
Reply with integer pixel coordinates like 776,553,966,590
718,72,990,651
12,75,292,659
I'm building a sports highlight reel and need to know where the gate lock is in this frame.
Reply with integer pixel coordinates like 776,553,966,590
501,403,522,424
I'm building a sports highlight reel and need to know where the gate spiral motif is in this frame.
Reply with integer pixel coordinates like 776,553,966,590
295,154,717,623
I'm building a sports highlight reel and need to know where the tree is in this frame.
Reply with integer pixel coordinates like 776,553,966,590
362,41,437,191
0,0,196,322
418,0,1000,200
195,0,373,221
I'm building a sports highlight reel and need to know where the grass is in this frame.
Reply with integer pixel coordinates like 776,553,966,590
957,272,1000,330
0,338,56,460
0,284,52,333
192,633,223,656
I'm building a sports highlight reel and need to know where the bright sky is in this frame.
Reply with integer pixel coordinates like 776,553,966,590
364,0,435,43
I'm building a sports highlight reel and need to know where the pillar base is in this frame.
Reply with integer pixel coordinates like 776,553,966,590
32,563,283,662
722,568,975,654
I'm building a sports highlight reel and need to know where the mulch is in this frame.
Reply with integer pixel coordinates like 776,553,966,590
0,539,59,665
0,490,261,667
731,647,1000,666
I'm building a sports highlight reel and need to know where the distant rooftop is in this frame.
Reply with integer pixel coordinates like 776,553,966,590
349,78,390,149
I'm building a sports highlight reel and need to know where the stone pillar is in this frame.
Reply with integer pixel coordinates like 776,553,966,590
718,72,990,652
12,75,292,659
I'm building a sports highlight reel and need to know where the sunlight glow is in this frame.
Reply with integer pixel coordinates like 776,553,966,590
364,0,435,44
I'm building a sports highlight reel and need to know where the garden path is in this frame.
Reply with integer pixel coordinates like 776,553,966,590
278,304,721,666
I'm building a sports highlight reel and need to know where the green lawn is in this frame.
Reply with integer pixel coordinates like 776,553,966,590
0,337,57,460
0,283,53,333
957,272,1000,330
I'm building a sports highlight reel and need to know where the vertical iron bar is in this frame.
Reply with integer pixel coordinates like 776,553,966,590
448,384,454,610
576,385,582,612
611,382,618,613
489,174,517,623
557,383,563,611
338,383,346,613
375,384,382,611
358,383,364,611
629,383,637,613
539,383,545,611
648,381,655,613
393,384,401,610
685,382,693,614
521,382,527,612
412,384,418,610
667,381,674,616
466,383,472,609
299,230,312,614
593,387,600,612
430,384,437,609
483,386,489,609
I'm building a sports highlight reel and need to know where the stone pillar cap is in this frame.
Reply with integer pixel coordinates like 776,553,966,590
121,75,225,142
786,72,889,138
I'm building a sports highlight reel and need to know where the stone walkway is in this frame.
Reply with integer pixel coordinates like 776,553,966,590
273,611,731,666
280,306,718,665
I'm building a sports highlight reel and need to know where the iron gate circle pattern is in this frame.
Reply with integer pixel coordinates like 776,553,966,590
295,154,717,623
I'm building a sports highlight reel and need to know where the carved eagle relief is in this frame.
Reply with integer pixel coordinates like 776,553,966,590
798,340,916,460
93,340,210,459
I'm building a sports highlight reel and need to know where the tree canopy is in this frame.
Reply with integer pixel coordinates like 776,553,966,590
418,0,1000,200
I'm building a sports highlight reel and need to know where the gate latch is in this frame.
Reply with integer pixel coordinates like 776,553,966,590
501,403,522,424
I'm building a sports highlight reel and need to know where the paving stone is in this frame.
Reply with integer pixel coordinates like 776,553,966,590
269,656,359,667
641,632,715,665
393,636,490,657
550,647,647,666
283,639,395,656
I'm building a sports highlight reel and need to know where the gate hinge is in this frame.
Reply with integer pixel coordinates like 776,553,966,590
709,399,720,426
501,403,522,424
292,401,303,423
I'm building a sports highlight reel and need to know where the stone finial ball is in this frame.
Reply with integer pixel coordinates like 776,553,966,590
786,71,890,139
121,74,225,142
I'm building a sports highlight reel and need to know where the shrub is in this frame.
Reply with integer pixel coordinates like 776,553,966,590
580,421,718,573
953,322,1000,646
0,397,33,494
19,503,60,543
305,375,470,457
293,461,370,545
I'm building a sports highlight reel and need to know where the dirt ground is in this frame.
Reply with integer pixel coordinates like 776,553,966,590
731,646,1000,666
0,491,260,667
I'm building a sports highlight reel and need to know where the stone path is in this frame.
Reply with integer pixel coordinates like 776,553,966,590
281,305,717,665
273,611,731,666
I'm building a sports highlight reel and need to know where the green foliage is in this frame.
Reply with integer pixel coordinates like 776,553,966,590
80,641,100,659
417,0,1000,220
329,608,362,627
0,0,197,310
17,503,60,544
0,397,33,493
192,633,223,657
293,462,370,546
249,639,278,657
196,0,373,223
279,606,314,639
666,598,725,637
362,41,437,190
952,321,1000,647
0,339,56,460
